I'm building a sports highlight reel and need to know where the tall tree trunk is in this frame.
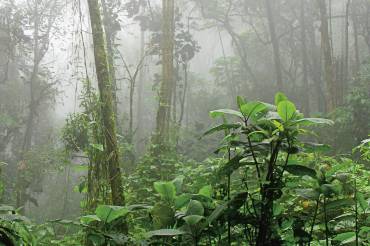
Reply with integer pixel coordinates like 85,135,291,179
340,0,351,105
136,29,145,153
307,6,326,112
16,1,40,214
317,0,335,112
299,0,310,115
87,0,125,214
101,0,118,121
264,0,283,92
154,0,175,149
352,0,360,73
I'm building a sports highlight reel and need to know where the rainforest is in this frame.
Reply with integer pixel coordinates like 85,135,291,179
0,0,370,245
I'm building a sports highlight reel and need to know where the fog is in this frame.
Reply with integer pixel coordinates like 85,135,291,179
0,0,370,245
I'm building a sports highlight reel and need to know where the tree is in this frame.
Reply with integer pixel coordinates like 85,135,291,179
16,0,60,214
153,0,175,149
264,0,284,92
317,0,336,112
86,0,125,214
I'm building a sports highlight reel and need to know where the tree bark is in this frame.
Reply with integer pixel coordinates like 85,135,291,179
317,0,335,112
264,0,284,92
352,1,360,73
101,0,118,121
299,0,310,115
87,0,125,213
154,0,175,149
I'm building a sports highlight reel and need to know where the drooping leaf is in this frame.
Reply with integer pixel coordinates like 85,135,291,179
153,181,176,202
333,232,356,244
203,123,241,137
207,202,227,224
95,205,129,224
285,165,317,179
80,215,101,224
146,229,185,238
209,109,243,118
303,142,331,153
183,215,204,226
296,189,320,200
325,199,355,210
295,118,334,126
277,100,297,122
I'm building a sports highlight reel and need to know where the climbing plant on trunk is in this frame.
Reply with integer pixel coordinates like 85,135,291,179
86,0,125,211
153,0,175,150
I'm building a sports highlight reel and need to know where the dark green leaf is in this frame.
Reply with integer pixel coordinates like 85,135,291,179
285,165,317,179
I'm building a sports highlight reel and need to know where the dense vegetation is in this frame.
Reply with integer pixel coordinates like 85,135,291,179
0,0,370,245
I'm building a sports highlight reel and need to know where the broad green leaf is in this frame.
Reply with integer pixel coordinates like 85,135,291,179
203,123,241,137
186,200,204,216
356,192,368,211
209,109,243,118
325,199,355,210
95,205,129,224
333,213,355,222
296,189,320,200
183,215,204,226
154,181,176,202
303,142,331,153
80,215,101,224
295,118,334,126
277,100,297,122
198,185,212,198
175,194,192,209
285,165,317,179
172,175,184,194
333,232,356,243
275,92,288,106
146,229,185,238
320,184,340,197
236,96,246,108
207,202,227,224
240,102,267,120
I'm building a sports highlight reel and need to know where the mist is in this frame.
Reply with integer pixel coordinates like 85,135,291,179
0,0,370,245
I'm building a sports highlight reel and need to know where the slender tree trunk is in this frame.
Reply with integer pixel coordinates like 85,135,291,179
264,0,283,92
307,8,326,112
154,0,175,149
16,1,40,213
299,0,310,115
136,29,145,152
87,0,125,214
352,1,360,73
317,0,335,112
178,63,188,127
341,0,351,105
